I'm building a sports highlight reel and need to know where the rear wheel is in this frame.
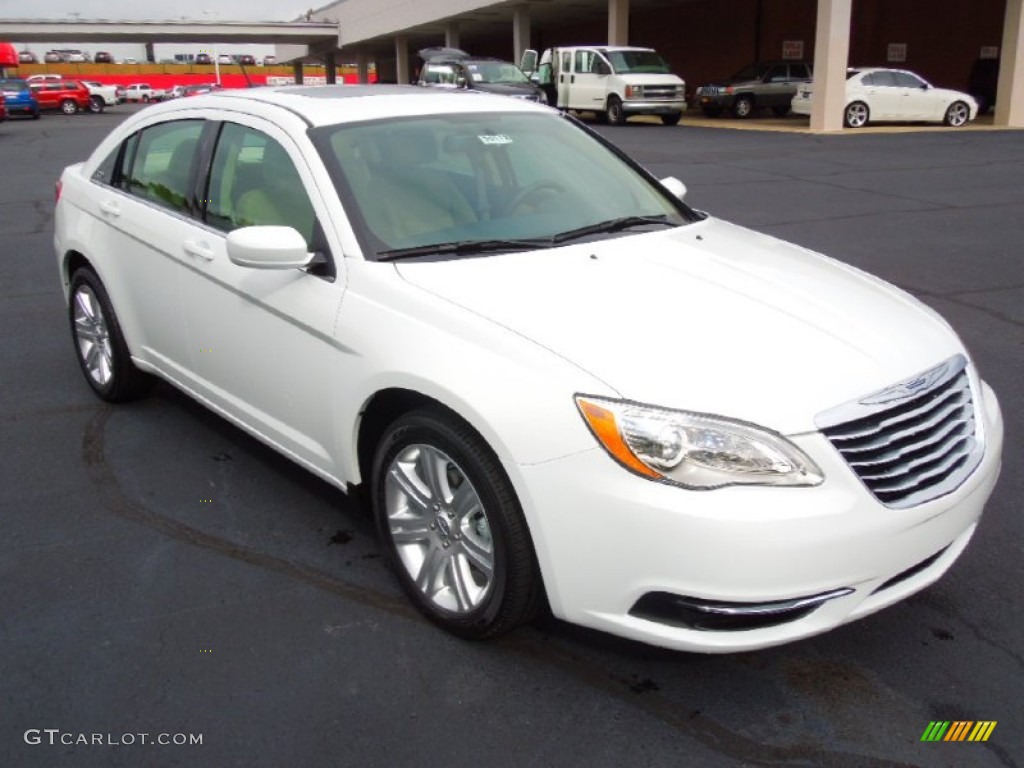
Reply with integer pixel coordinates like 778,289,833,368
68,268,152,402
733,95,754,118
944,100,970,127
372,408,542,640
607,95,627,125
660,112,682,126
88,95,104,114
844,101,870,128
142,94,150,103
60,99,78,115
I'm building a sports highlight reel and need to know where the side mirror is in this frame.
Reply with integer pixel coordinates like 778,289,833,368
520,49,538,75
659,176,687,202
227,226,312,270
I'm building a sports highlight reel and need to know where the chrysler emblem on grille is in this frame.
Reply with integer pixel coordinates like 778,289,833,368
859,360,952,406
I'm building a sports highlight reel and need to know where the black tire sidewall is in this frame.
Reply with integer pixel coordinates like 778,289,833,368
371,409,534,639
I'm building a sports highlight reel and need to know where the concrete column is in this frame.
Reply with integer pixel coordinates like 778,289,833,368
395,36,409,84
512,6,531,66
292,60,304,85
325,50,337,85
809,0,852,132
608,0,629,45
357,52,370,85
995,0,1024,127
446,22,461,50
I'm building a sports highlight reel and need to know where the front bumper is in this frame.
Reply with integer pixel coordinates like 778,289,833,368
698,93,737,110
515,380,1002,652
621,99,687,115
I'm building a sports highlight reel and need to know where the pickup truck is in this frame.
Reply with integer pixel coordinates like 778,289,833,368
521,45,686,125
124,83,166,103
82,80,124,109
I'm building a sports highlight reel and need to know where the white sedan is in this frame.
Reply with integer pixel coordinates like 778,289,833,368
792,67,978,127
54,86,1002,652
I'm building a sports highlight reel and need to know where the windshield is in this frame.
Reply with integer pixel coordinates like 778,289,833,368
313,112,695,259
606,50,671,74
0,79,29,92
466,60,530,84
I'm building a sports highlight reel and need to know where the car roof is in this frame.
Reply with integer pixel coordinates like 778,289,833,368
144,84,549,128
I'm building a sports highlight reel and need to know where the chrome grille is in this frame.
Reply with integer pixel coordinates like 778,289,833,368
816,355,982,509
642,85,682,100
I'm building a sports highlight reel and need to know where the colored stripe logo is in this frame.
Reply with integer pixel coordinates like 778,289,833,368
921,721,997,742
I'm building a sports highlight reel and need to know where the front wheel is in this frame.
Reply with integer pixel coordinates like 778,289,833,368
607,95,627,125
733,95,754,118
944,100,970,127
661,112,682,126
88,95,104,114
60,99,78,115
68,269,152,402
372,408,542,640
844,101,870,128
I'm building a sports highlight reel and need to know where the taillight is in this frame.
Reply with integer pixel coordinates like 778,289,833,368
55,179,62,204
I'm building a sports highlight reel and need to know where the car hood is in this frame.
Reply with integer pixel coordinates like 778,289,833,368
395,218,963,434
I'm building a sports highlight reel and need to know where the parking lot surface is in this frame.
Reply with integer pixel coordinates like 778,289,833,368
2,105,1021,768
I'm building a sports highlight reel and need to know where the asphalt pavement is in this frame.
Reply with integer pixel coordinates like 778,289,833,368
1,104,1021,768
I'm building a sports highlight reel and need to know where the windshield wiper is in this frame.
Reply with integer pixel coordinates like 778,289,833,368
551,215,678,245
377,237,552,262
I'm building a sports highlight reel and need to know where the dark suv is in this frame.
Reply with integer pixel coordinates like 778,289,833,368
695,61,812,118
417,47,544,103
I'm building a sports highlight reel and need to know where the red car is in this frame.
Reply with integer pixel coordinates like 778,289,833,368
28,80,96,115
0,95,7,123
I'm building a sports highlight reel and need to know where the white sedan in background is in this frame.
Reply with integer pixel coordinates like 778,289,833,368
792,67,978,128
54,86,1001,653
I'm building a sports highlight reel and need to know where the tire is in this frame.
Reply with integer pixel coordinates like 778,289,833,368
733,95,754,118
31,108,41,120
60,99,78,115
771,105,791,117
660,112,682,126
607,95,627,125
372,408,542,640
68,268,152,403
142,95,150,103
844,101,870,128
944,100,970,127
88,95,104,114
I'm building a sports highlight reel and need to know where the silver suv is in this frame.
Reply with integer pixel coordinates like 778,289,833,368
696,61,812,118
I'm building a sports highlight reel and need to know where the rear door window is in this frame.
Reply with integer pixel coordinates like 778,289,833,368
123,120,204,215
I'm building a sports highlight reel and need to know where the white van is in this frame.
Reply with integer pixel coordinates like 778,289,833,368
521,46,686,125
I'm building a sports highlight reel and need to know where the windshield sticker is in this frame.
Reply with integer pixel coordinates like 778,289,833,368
478,134,513,145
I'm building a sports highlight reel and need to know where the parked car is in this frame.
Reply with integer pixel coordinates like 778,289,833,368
166,85,187,99
263,55,277,66
238,54,256,66
792,67,978,128
124,83,166,103
28,79,94,114
122,57,139,65
43,51,63,63
54,85,1002,653
521,45,686,124
695,61,813,118
82,81,121,111
18,50,37,64
0,77,41,118
195,53,213,65
65,51,88,63
417,47,544,103
181,83,221,97
94,51,114,64
967,57,999,114
217,54,233,65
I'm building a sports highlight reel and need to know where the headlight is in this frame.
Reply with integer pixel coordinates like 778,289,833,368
576,396,823,489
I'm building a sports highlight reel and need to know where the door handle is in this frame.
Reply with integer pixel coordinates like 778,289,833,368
183,239,215,261
99,200,121,217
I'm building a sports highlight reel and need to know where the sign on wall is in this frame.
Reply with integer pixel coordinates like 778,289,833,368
887,43,907,63
782,40,804,60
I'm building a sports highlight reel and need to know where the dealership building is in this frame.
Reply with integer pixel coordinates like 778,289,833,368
282,0,1024,130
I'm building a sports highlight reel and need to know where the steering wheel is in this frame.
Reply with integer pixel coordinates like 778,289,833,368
503,180,567,215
